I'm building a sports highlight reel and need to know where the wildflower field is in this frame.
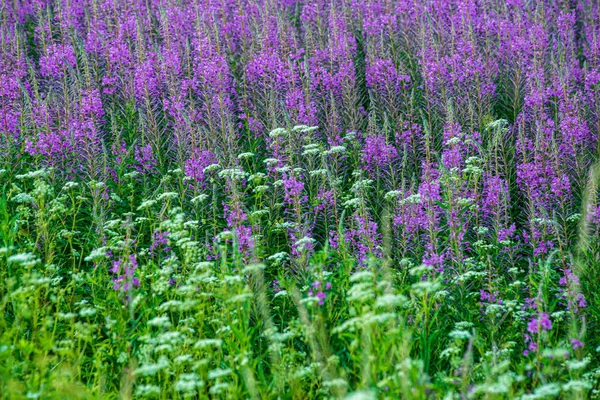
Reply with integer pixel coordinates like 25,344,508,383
2,0,600,398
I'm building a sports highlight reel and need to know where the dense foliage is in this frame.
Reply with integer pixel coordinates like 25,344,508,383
1,0,600,398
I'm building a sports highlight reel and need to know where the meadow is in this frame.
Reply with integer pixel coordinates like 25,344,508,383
1,0,600,398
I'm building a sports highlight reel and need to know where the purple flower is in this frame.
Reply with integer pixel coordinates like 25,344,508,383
366,58,410,92
539,313,552,331
149,231,170,256
39,43,76,78
527,313,552,334
344,214,383,265
570,339,584,350
362,136,398,172
272,280,281,293
134,56,160,100
111,254,140,295
282,173,305,205
316,291,327,305
110,261,121,274
184,150,218,186
135,144,157,173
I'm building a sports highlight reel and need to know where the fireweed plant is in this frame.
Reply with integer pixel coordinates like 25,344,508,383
1,0,600,398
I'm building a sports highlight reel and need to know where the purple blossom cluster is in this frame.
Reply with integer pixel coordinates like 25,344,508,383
309,280,332,306
524,312,553,356
111,254,141,298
